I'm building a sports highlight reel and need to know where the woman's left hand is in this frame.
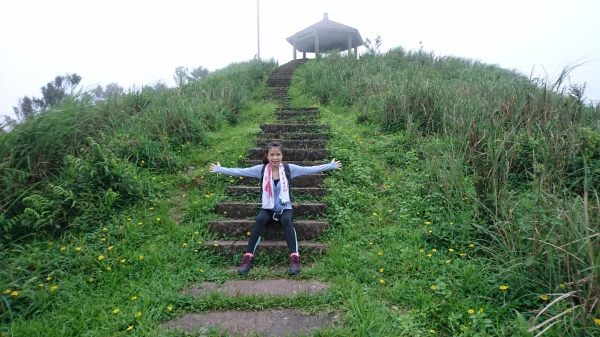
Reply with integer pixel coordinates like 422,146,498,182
332,158,342,169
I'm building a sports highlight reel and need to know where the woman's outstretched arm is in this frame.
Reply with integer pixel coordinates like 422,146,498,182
288,159,342,178
209,162,263,178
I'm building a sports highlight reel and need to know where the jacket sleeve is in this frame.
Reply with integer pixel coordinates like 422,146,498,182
288,162,338,178
212,165,263,178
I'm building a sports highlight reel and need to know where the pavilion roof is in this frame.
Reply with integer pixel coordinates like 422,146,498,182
286,13,363,53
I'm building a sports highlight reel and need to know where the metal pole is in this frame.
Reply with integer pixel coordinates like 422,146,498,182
257,0,260,59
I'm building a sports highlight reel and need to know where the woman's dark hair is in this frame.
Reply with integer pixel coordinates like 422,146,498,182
262,141,284,164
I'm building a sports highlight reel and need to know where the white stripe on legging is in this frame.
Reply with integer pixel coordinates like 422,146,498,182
252,236,262,254
293,228,298,254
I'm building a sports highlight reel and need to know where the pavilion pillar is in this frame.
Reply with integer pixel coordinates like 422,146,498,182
348,34,352,57
354,46,358,59
293,37,297,60
315,32,319,56
303,51,306,59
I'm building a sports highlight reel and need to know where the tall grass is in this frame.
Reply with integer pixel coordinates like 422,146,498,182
0,58,277,238
292,49,600,334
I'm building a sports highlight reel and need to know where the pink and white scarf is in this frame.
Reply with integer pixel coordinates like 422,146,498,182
262,163,290,209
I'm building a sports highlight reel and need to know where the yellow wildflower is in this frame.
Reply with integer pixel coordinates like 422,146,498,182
156,218,160,221
430,329,436,333
138,222,142,225
101,238,106,241
75,247,81,251
103,227,108,231
39,283,44,287
459,252,466,257
46,276,52,281
200,269,204,273
427,254,432,257
50,286,57,291
136,311,142,317
194,231,199,235
448,248,454,252
446,260,451,264
98,255,104,260
559,283,565,288
167,306,172,311
379,279,385,284
149,207,154,210
479,308,484,313
89,278,94,282
121,259,126,263
540,295,548,301
11,291,18,297
113,308,119,314
430,285,436,290
379,268,384,273
127,325,134,331
3,289,10,294
419,249,424,253
61,246,66,251
131,296,137,300
424,221,431,225
468,309,474,314
499,285,509,290
182,243,187,247
595,318,600,325
432,249,437,252
107,267,112,271
139,255,144,260
469,243,474,248
213,243,218,247
247,232,251,236
378,252,383,256
373,212,377,216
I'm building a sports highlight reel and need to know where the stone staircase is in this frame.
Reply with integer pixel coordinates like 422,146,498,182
205,58,332,257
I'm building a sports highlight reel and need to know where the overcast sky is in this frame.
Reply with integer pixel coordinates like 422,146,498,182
1,0,599,121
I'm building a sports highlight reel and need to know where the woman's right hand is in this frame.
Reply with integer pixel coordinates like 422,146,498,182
209,162,220,172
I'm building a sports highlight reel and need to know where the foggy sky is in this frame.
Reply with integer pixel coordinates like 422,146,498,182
1,0,599,122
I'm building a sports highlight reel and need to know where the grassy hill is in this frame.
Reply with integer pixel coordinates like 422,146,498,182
0,49,598,336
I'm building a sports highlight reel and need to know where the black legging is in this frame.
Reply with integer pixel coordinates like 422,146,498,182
246,209,298,254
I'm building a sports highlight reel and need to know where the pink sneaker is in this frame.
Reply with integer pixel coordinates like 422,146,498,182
289,253,301,275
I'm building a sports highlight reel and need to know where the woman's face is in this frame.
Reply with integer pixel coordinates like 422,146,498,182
267,147,283,167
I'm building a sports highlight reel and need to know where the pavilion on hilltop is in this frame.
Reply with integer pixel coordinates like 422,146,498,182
286,13,364,60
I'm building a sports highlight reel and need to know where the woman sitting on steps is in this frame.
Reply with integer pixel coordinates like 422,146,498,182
209,141,342,275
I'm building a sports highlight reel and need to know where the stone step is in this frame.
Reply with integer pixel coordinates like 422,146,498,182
182,279,328,297
161,309,335,336
235,173,328,187
257,133,329,140
260,124,329,133
227,186,327,197
248,148,328,161
275,107,319,112
273,118,315,125
254,139,327,149
204,240,328,256
208,220,329,240
215,202,327,218
275,111,319,120
241,160,329,167
274,115,319,123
